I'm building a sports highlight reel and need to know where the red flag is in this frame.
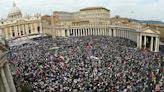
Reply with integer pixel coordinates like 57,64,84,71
149,72,153,81
15,67,19,74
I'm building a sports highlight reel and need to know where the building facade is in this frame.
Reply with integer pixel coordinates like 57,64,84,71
0,2,43,40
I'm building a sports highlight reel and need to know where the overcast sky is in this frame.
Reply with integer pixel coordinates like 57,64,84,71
0,0,164,22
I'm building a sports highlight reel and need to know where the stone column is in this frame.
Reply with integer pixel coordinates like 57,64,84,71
93,28,95,35
75,29,77,36
139,34,142,49
97,28,99,35
4,63,16,92
102,28,104,36
117,29,119,37
155,37,159,52
124,30,126,38
157,37,159,52
9,27,12,38
14,26,17,37
78,29,80,36
121,30,122,37
126,30,128,38
84,29,86,36
107,28,109,36
121,30,123,38
128,31,130,39
76,29,78,36
0,68,10,92
105,28,107,36
127,31,129,39
73,29,75,36
115,29,117,37
23,25,26,35
101,28,104,35
131,32,133,41
113,29,116,37
108,28,110,36
78,29,81,36
136,33,140,48
117,30,118,37
0,73,5,92
101,28,103,36
150,36,154,51
106,28,108,36
118,29,121,37
80,29,82,36
144,36,147,48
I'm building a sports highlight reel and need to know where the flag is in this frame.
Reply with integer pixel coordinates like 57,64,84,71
15,67,19,74
149,72,153,81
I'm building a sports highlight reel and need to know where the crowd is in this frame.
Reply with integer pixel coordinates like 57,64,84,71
7,35,163,92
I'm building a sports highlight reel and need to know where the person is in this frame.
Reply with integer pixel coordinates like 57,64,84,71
7,35,163,92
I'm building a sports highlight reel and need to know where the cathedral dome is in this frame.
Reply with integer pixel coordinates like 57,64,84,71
8,2,22,18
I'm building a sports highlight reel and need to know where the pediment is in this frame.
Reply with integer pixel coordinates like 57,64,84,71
140,28,160,34
143,29,156,33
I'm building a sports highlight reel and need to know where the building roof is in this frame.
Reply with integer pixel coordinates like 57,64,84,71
80,6,110,12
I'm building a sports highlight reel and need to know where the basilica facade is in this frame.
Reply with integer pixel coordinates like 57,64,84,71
0,2,43,40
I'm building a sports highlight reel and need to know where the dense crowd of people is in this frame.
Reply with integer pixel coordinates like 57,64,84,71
7,35,163,92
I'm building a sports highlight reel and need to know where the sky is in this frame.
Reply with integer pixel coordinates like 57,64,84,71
0,0,164,22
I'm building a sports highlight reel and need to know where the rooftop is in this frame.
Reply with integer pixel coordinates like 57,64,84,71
80,6,110,12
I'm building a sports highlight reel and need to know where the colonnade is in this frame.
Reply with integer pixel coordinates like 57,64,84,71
55,26,160,52
56,27,137,43
67,28,114,37
138,34,159,52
